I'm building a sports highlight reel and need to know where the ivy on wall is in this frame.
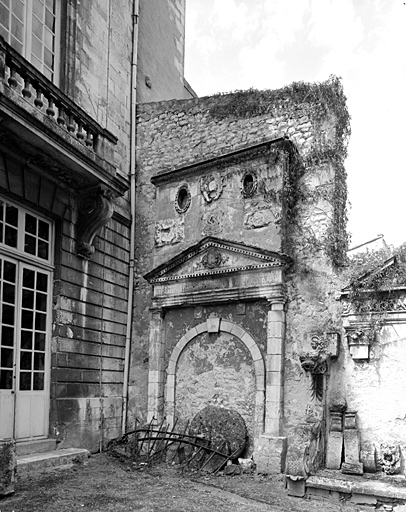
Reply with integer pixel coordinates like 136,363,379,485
209,75,351,268
346,244,406,294
343,245,406,334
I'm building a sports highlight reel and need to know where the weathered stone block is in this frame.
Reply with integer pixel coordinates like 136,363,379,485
344,411,357,430
344,429,360,464
341,461,363,475
330,411,343,432
207,316,220,333
326,431,343,469
254,435,287,474
361,441,377,473
286,475,306,497
351,493,377,505
0,440,16,496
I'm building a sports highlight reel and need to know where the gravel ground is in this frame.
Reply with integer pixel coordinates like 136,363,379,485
0,453,362,512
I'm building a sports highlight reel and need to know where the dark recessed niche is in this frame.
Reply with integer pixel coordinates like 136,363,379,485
242,172,257,197
175,185,191,214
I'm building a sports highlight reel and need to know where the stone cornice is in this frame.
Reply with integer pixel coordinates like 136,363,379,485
150,137,294,187
151,282,286,309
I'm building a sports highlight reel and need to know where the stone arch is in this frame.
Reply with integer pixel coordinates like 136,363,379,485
165,319,265,434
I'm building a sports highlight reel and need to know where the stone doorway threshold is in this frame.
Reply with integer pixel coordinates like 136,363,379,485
306,469,406,510
17,448,90,476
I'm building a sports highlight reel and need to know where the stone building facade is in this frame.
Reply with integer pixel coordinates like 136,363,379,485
0,0,193,454
131,80,349,473
4,0,402,484
336,257,406,477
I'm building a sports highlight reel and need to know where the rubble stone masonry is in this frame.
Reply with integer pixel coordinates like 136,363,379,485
131,80,348,472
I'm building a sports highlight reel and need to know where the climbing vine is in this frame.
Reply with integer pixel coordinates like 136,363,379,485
343,244,406,334
209,76,351,267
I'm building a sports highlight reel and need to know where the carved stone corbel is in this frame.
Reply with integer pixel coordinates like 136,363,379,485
299,332,340,402
77,185,114,258
299,352,328,375
299,332,340,374
346,329,373,361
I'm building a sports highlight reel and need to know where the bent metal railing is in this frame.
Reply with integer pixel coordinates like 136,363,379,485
108,417,241,474
0,36,117,154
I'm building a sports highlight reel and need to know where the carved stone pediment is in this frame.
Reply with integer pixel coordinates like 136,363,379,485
144,237,291,307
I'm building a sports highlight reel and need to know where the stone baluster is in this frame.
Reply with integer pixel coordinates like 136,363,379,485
7,65,18,88
34,87,43,108
22,77,32,98
56,104,66,126
46,95,56,118
67,113,75,133
76,121,85,140
85,127,93,147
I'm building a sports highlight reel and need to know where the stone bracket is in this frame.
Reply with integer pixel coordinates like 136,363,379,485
299,332,340,375
346,328,373,361
77,184,114,258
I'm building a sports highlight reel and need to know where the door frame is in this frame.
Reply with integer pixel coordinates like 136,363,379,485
0,196,54,441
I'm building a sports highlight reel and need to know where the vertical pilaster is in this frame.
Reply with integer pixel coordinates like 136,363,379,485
265,300,286,435
147,308,165,422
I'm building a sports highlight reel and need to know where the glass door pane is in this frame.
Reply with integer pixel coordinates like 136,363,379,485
18,266,48,392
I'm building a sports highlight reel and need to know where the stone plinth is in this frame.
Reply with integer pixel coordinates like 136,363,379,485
254,435,287,474
326,431,343,469
344,429,360,464
0,440,16,496
286,475,306,497
361,441,377,473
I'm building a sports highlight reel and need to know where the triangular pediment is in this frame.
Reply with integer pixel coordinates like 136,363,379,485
341,255,397,293
144,237,291,284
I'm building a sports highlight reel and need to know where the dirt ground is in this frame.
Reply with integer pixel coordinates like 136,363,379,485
0,453,363,512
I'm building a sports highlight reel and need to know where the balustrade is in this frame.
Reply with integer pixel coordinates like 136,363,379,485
0,36,117,155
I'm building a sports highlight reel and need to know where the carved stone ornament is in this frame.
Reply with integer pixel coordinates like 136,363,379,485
201,210,224,236
175,185,191,214
299,352,328,374
378,443,401,475
77,185,114,258
201,248,226,270
155,218,184,247
346,329,373,361
241,171,257,198
299,332,340,374
200,174,223,203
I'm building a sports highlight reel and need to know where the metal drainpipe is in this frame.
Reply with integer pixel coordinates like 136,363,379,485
122,0,139,434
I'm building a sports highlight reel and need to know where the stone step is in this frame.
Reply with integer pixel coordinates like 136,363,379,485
17,448,90,475
306,474,406,507
16,438,57,456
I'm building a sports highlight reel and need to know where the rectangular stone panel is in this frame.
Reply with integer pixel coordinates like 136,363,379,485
326,431,343,470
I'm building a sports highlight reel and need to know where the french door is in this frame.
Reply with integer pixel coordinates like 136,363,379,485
0,198,53,440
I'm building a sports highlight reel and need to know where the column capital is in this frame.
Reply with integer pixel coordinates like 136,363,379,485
149,306,165,318
267,298,286,311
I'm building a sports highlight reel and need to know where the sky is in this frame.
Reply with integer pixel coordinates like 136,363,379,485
184,0,406,249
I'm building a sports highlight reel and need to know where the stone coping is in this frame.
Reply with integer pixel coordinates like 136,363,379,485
306,472,406,500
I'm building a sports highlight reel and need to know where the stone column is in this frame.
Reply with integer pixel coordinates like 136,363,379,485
255,298,287,474
147,308,165,422
265,300,286,435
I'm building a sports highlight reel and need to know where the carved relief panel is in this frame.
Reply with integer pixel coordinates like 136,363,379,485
150,140,291,258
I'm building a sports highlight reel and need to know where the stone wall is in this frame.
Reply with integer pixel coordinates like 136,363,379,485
131,79,349,472
338,305,406,473
137,0,193,103
61,0,133,176
0,150,130,452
